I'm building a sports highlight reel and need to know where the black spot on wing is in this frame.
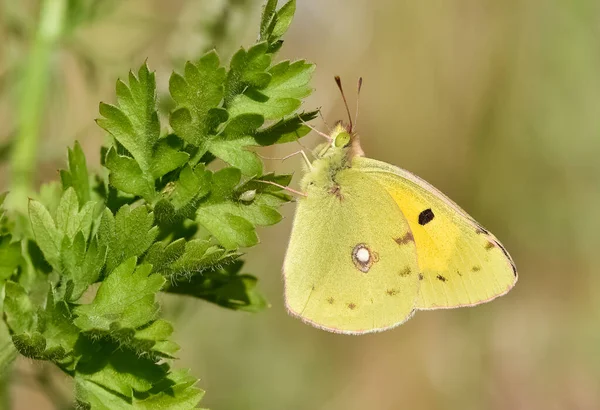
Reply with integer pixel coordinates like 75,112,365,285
472,265,481,272
386,289,398,296
418,208,435,225
436,274,447,282
327,297,334,304
347,303,356,310
418,273,424,281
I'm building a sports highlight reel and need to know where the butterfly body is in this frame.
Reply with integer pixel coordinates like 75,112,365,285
284,123,517,334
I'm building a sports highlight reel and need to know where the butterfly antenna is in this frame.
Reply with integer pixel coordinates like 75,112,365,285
354,77,363,131
334,76,353,132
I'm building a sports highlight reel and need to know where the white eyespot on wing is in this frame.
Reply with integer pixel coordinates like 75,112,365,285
356,248,370,263
352,243,378,273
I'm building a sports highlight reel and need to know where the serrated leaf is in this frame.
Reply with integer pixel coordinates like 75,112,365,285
28,199,62,269
227,59,314,119
60,233,107,301
166,164,212,211
100,63,190,200
98,65,159,172
254,110,318,145
195,168,257,249
167,260,267,312
149,135,189,179
260,0,278,40
270,0,296,40
105,147,155,200
224,43,272,105
146,238,238,282
99,206,158,273
208,114,264,176
5,287,80,365
55,188,95,240
75,341,168,398
76,368,202,410
134,369,204,409
74,257,165,332
60,141,91,206
169,51,227,153
3,281,36,334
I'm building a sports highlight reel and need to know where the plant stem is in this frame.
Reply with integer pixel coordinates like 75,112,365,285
8,0,67,213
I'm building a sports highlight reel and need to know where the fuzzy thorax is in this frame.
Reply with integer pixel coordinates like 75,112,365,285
300,123,364,193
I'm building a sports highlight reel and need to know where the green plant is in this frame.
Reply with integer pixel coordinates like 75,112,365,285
0,0,315,407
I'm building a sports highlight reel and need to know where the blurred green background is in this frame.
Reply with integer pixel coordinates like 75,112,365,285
2,0,600,409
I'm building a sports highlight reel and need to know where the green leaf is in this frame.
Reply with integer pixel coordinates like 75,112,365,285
164,164,212,211
5,286,80,366
0,319,17,378
194,169,293,249
28,199,62,269
55,188,95,240
145,238,239,282
74,257,165,333
75,368,203,410
227,59,314,119
209,114,264,176
167,260,267,312
99,63,190,200
98,64,159,173
169,51,227,152
254,110,318,145
225,43,272,106
105,147,155,200
75,341,168,398
149,135,189,179
3,281,36,335
99,206,158,273
0,235,22,280
271,0,296,40
195,168,257,249
134,369,204,409
60,141,91,206
60,234,107,301
260,0,278,40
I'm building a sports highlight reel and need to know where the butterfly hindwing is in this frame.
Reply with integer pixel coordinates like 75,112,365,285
355,157,517,310
283,168,420,334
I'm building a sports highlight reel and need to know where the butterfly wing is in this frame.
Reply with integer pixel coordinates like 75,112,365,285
283,168,420,334
355,157,517,310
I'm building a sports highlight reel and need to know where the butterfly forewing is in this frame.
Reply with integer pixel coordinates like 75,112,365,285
355,157,517,310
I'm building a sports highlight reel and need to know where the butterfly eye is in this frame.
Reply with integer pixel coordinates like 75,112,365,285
334,132,351,147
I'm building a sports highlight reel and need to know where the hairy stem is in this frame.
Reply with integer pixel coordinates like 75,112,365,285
8,0,67,212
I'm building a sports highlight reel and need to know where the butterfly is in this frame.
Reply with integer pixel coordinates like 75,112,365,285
282,77,517,334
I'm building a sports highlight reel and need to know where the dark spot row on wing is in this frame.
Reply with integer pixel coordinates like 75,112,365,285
398,267,412,277
348,303,356,310
386,289,398,296
472,265,481,272
418,208,435,225
484,237,518,277
436,274,447,282
394,231,414,245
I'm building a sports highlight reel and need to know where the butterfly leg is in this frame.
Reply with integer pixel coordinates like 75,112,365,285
255,180,307,198
258,150,313,169
298,115,332,142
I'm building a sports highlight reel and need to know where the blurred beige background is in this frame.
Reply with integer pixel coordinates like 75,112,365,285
2,0,600,409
